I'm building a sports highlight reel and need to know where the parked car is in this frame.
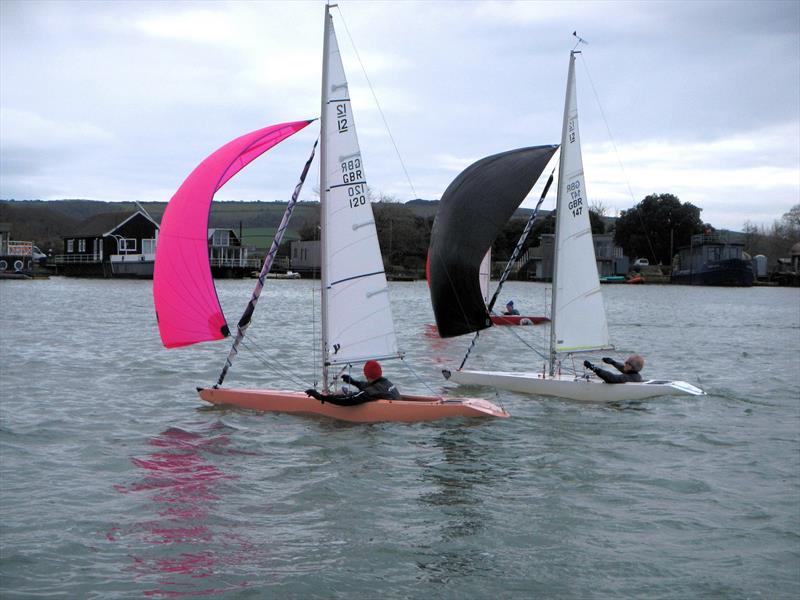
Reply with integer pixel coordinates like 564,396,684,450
633,258,649,267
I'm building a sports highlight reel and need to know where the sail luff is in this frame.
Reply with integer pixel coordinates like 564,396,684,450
550,50,611,367
549,53,574,375
320,7,401,376
320,5,332,391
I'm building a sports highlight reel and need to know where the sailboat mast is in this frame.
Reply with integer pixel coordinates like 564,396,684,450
549,51,577,377
319,4,332,392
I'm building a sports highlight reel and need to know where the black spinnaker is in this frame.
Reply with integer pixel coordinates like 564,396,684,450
428,145,558,338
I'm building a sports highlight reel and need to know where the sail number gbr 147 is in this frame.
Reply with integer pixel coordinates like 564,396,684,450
341,157,366,208
566,179,583,217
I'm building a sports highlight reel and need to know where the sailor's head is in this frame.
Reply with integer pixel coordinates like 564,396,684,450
363,360,382,381
506,301,514,308
624,354,644,373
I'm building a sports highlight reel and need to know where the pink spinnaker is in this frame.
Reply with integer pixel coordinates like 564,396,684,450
154,120,312,348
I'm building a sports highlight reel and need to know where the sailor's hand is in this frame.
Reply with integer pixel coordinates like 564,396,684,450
341,374,354,384
602,357,614,364
305,388,324,402
583,360,594,370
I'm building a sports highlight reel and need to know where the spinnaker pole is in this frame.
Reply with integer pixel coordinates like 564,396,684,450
214,139,319,388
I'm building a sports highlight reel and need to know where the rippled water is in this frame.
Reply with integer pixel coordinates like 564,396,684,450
1,277,798,598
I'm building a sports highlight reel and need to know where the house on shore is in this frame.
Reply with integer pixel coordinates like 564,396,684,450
57,210,159,277
56,209,260,278
516,233,628,281
289,240,321,276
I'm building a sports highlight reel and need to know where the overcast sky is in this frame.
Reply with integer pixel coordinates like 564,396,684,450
1,0,798,230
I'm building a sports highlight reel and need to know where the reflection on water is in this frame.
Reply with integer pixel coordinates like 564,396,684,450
415,426,498,581
113,425,255,597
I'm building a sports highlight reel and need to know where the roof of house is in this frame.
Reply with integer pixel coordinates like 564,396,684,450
65,210,158,238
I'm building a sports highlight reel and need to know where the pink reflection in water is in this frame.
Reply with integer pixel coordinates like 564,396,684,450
112,426,257,597
423,323,457,364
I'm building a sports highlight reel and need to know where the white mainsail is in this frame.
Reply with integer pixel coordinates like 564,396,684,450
319,9,400,379
444,50,703,402
550,51,611,356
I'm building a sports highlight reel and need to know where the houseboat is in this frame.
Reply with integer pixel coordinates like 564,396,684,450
671,232,754,286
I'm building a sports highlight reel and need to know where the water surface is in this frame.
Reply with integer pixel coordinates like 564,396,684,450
1,278,798,598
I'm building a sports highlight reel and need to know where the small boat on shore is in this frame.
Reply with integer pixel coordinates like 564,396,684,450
261,270,301,279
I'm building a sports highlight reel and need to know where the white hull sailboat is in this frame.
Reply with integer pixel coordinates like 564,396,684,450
444,370,703,403
154,5,508,422
430,50,704,403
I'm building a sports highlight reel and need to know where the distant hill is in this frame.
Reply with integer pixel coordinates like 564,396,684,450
0,197,558,255
0,199,322,252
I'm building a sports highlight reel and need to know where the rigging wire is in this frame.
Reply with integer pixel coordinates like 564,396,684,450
399,358,444,400
577,52,705,390
214,138,318,388
334,4,418,199
330,5,468,400
576,52,659,265
457,167,556,370
240,337,313,390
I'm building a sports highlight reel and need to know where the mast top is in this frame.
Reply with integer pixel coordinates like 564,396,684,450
572,31,588,52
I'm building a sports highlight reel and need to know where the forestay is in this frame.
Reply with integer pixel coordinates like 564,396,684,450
320,12,399,368
551,53,610,354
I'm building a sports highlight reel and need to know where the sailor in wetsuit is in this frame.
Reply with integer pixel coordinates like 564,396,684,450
583,354,645,384
305,360,400,406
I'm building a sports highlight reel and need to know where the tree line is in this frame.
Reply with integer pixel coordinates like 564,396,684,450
4,196,796,273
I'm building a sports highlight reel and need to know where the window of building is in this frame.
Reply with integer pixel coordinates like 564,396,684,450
120,238,137,252
67,239,74,253
142,239,156,254
212,230,230,246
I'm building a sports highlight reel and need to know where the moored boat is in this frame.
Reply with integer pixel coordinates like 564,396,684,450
671,232,754,286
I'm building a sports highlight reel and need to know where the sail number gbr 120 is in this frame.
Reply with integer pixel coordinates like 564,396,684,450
341,156,366,208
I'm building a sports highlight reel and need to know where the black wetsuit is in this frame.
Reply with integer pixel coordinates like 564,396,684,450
588,358,643,384
305,376,400,406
